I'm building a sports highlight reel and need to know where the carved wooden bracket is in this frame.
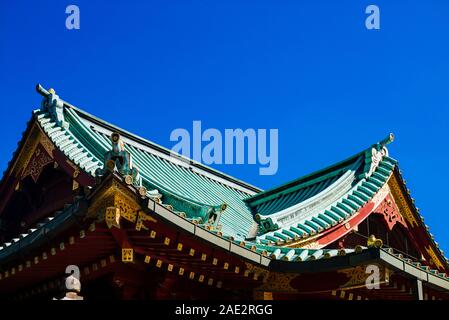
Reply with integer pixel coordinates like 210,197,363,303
21,143,54,183
12,123,55,182
388,174,419,228
338,264,392,289
88,177,157,230
255,272,298,293
374,194,407,231
106,207,121,228
88,178,140,221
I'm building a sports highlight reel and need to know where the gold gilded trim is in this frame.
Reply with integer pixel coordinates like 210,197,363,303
387,174,418,228
88,178,142,224
425,246,444,270
338,264,392,289
11,123,56,178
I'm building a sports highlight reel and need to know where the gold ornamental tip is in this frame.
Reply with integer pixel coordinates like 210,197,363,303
375,238,383,248
367,235,383,248
367,235,376,247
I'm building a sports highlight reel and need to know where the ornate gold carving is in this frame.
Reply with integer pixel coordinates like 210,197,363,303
339,266,369,288
388,174,418,227
11,124,56,179
293,240,320,249
425,246,444,270
255,272,298,293
121,248,133,262
244,263,270,283
21,143,53,182
115,193,139,222
11,124,40,177
338,265,391,289
371,184,390,208
88,178,142,224
105,207,120,228
367,235,383,248
375,194,407,231
135,211,157,231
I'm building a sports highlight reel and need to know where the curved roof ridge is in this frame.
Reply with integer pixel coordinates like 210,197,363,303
246,134,395,204
35,84,261,194
34,84,258,239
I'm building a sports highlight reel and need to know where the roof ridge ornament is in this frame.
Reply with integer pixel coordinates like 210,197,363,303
367,234,383,248
375,133,395,151
95,132,147,196
36,84,69,129
360,133,394,178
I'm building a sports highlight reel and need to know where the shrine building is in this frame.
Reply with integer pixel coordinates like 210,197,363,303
0,85,448,300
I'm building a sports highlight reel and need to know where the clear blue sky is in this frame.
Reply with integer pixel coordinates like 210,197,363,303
1,1,448,254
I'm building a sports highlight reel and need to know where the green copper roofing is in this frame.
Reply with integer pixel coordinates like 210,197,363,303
32,85,398,244
248,135,397,243
33,82,270,241
246,157,362,218
36,106,260,240
255,156,397,244
3,86,449,293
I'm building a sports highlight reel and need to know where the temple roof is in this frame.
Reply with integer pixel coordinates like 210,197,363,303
32,85,261,240
30,85,401,242
248,135,398,244
1,84,448,282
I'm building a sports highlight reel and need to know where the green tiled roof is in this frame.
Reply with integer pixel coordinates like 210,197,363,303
245,134,398,243
36,105,260,240
253,156,397,244
2,86,449,293
33,88,398,243
33,87,443,257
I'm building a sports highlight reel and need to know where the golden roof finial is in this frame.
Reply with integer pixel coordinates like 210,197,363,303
367,235,383,248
